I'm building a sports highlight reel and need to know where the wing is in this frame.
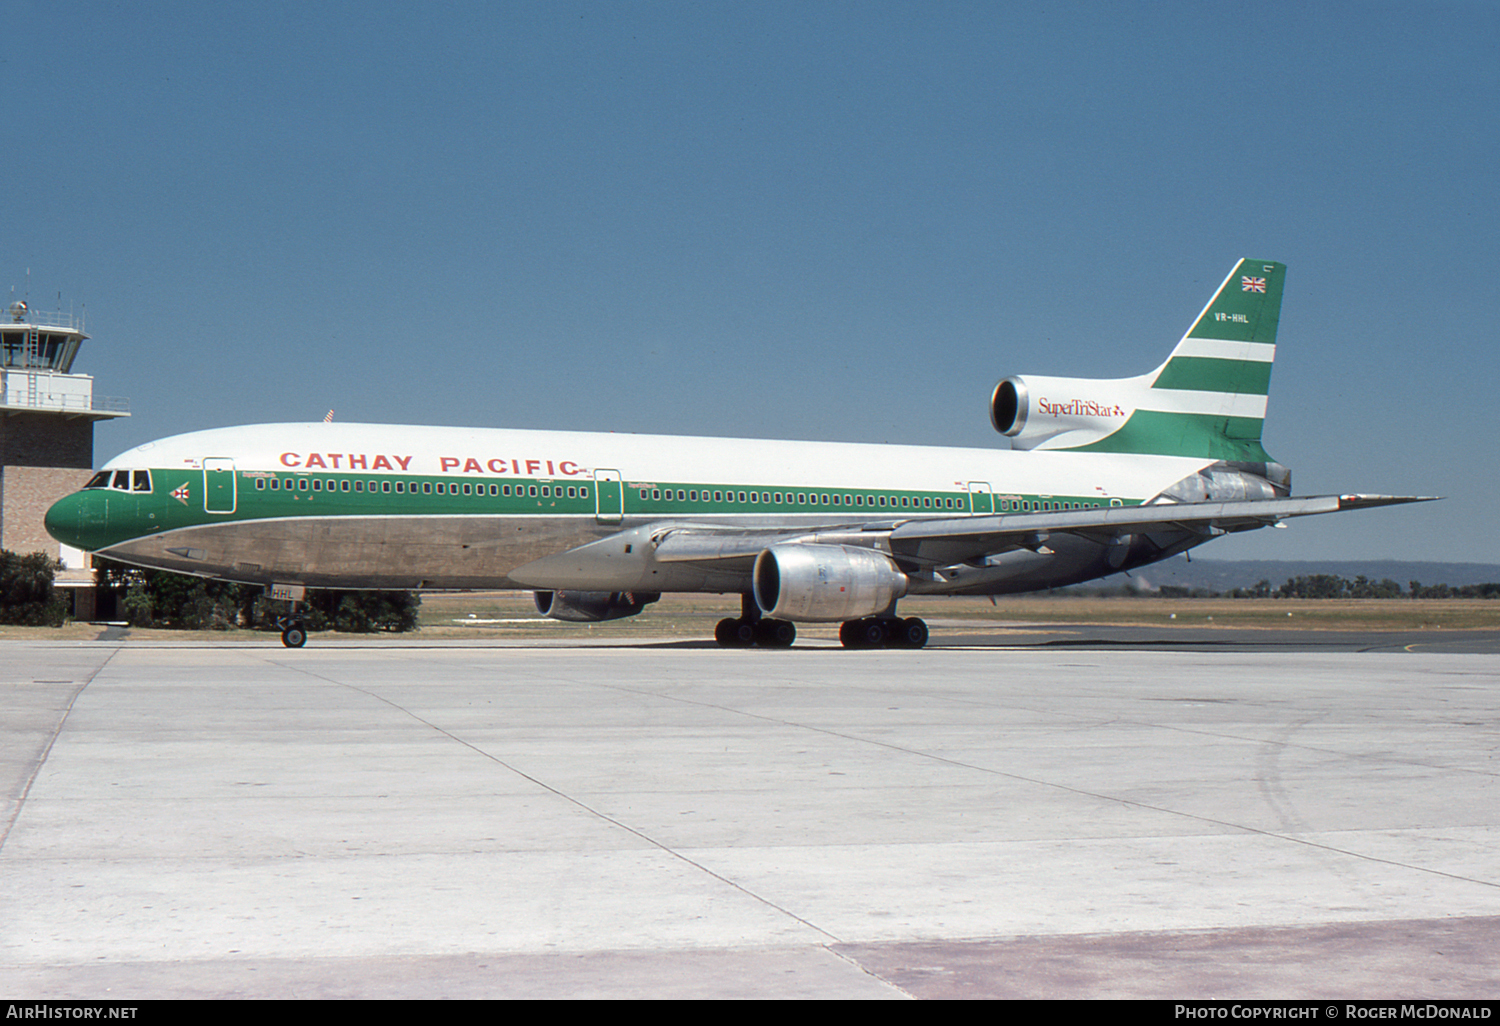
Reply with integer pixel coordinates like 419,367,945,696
884,494,1436,567
509,494,1436,589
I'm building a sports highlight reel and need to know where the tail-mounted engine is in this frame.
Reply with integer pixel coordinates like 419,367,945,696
990,374,1148,451
534,590,660,623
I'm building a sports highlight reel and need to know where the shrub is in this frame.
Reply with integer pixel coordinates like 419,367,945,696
93,557,419,632
0,550,68,626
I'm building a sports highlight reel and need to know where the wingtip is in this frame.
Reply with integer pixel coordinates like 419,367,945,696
1336,494,1443,510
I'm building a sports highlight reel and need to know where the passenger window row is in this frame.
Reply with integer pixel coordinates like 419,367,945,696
251,477,590,500
632,489,1073,511
85,469,1108,514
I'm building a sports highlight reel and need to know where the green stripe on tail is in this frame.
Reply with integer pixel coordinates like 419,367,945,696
1059,410,1275,462
1054,259,1284,460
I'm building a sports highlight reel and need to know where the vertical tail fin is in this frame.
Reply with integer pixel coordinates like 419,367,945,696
1153,258,1282,392
1047,259,1284,462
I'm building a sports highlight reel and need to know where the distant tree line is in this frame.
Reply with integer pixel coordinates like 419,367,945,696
1157,575,1500,600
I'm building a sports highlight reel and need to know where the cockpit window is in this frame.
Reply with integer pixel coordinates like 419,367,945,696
85,469,153,492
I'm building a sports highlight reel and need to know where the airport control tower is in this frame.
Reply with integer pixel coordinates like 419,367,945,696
0,298,128,566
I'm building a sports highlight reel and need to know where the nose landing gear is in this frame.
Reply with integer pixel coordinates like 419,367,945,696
280,621,308,648
270,585,308,648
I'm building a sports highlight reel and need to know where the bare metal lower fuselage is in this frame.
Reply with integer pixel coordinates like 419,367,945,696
97,511,1205,596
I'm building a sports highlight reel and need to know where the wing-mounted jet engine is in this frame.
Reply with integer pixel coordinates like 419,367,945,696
752,544,908,622
534,590,660,622
752,544,924,649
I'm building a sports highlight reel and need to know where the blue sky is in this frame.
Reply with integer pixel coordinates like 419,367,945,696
8,1,1497,562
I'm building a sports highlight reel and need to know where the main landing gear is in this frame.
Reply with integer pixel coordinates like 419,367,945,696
715,616,796,647
716,595,796,648
838,616,929,649
713,596,930,649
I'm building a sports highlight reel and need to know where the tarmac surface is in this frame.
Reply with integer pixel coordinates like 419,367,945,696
2,627,1498,999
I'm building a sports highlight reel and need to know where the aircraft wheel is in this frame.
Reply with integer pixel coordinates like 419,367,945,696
839,618,888,648
757,619,796,648
898,617,929,649
716,617,763,646
281,624,307,648
840,616,924,649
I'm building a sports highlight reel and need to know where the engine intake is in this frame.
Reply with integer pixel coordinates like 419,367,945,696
534,590,660,623
990,373,1142,451
753,544,908,623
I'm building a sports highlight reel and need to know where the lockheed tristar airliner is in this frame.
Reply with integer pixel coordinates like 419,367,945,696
45,260,1429,648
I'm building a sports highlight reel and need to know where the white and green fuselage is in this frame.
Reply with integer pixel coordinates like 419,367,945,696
50,421,1219,593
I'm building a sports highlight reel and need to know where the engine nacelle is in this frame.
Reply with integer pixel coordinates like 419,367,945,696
1157,461,1292,503
533,590,660,623
753,544,908,623
990,373,1145,451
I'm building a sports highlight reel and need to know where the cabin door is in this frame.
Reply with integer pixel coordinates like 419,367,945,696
967,481,993,515
203,458,237,514
594,469,623,524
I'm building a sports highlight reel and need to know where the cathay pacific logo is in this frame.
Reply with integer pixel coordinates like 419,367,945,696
1037,398,1126,418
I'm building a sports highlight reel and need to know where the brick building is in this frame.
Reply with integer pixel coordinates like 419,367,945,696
1,299,129,612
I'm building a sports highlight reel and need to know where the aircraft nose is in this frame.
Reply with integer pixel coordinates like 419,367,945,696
45,491,106,551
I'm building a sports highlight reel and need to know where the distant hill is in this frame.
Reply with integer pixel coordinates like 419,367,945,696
1123,560,1500,594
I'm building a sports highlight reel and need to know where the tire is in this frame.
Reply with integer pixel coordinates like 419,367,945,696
715,617,740,646
762,619,796,648
899,617,929,649
281,625,307,648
